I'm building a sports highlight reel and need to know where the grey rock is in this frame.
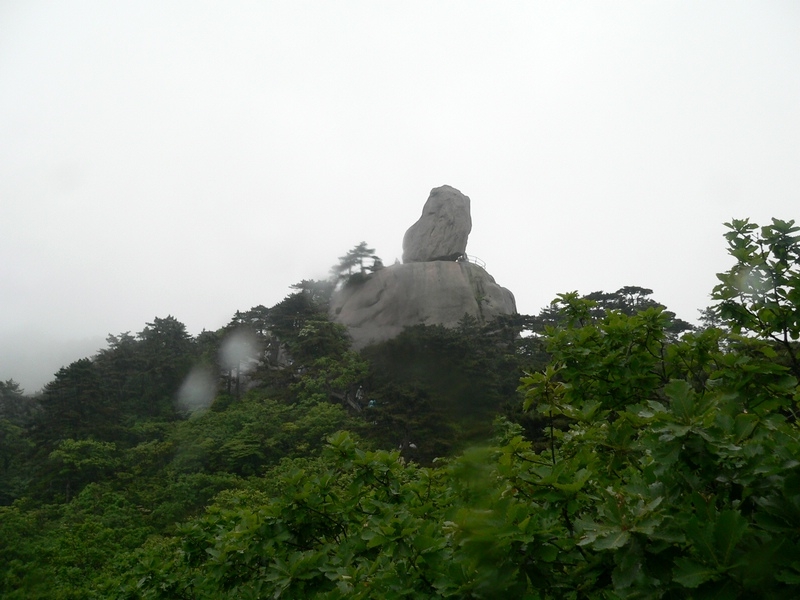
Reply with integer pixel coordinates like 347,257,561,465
330,261,516,349
402,185,472,263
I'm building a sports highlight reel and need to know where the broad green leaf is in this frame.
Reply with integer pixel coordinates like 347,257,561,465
593,529,631,550
612,541,643,590
733,413,758,442
713,510,747,566
673,557,717,588
551,468,591,493
686,516,716,563
665,380,695,422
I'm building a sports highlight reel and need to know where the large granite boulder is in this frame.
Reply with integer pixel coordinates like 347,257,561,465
330,261,516,349
402,185,472,263
330,185,516,347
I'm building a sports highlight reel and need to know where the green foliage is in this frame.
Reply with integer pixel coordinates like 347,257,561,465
91,316,199,428
0,418,32,503
292,351,369,407
330,241,383,286
713,218,800,377
0,381,35,503
512,286,800,596
168,392,356,476
32,358,117,450
290,279,335,309
136,316,197,417
265,293,346,362
47,438,119,502
0,379,35,423
122,432,457,599
0,484,155,599
531,293,670,413
123,219,800,597
530,286,694,337
6,218,800,598
361,321,525,463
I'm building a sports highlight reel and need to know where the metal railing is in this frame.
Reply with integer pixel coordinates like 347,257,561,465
458,253,486,269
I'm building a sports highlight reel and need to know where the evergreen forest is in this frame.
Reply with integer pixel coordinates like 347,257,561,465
3,218,800,598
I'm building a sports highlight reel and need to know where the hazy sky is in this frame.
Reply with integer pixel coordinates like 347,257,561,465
2,1,799,393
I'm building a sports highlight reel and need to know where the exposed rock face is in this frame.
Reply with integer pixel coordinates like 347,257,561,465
330,261,516,349
402,185,472,263
331,185,516,348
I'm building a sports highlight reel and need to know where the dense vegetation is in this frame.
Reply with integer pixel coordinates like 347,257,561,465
1,219,799,598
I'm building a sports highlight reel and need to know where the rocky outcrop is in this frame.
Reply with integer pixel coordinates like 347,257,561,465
331,185,516,348
402,185,472,263
331,260,516,349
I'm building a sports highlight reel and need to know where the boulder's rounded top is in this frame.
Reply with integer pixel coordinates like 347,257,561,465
430,184,464,195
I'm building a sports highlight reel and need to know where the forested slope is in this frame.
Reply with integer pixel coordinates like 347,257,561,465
2,219,800,598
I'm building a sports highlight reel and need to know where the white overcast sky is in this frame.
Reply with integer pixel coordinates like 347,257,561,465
2,1,799,393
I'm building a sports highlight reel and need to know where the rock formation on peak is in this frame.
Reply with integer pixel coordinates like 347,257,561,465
330,186,516,349
402,185,472,263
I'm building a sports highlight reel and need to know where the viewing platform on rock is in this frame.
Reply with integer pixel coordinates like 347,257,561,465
457,253,486,269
